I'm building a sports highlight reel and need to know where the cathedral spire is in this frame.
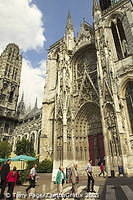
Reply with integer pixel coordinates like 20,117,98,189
21,92,24,102
64,11,75,51
65,11,74,31
34,97,38,109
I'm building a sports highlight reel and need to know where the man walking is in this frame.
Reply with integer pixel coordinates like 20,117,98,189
0,160,11,199
85,160,95,193
70,163,79,194
26,164,37,194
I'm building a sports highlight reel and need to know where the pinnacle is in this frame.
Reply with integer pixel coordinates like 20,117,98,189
34,97,38,109
66,10,74,30
21,92,24,102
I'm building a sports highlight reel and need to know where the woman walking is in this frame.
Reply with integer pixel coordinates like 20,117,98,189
55,167,66,194
6,166,18,200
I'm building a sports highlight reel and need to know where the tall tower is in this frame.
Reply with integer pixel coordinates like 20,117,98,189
41,13,75,166
93,0,133,175
0,43,22,138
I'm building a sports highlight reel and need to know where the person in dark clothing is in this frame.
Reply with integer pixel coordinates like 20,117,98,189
85,160,95,193
0,160,11,199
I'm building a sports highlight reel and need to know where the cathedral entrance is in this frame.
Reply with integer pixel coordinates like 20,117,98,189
74,102,105,166
88,133,105,166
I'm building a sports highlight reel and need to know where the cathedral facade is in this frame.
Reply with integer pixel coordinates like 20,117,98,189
41,0,133,176
0,0,133,177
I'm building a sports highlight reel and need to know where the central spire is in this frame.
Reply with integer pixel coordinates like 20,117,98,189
65,11,74,31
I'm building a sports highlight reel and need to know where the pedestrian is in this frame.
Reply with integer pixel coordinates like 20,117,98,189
85,160,95,193
55,166,66,194
70,163,79,194
26,164,37,194
6,166,18,200
0,159,11,199
99,162,105,177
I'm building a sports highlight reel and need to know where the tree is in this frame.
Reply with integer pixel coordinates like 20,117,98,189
37,159,53,173
0,141,11,158
15,138,35,156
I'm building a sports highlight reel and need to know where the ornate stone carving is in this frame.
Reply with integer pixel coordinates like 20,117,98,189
117,65,133,77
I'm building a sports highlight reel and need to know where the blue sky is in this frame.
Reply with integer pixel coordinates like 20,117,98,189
0,0,93,108
25,0,93,67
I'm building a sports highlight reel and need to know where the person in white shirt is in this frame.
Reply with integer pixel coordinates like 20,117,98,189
26,164,37,194
85,160,95,193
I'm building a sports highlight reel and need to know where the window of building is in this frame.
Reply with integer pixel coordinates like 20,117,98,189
14,70,18,80
4,64,8,76
126,81,133,135
99,0,111,11
111,21,123,59
117,18,128,57
4,122,9,133
111,18,128,60
9,90,14,103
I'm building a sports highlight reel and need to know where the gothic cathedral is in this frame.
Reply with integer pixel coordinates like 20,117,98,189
41,0,133,176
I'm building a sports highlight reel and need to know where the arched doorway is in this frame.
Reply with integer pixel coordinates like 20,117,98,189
74,102,105,166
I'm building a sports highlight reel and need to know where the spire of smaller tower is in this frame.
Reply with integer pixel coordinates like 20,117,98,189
21,92,24,102
65,11,74,31
34,97,38,109
17,92,25,119
27,104,31,114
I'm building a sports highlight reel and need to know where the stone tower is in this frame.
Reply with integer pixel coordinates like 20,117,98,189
93,0,133,175
0,43,22,139
41,0,133,176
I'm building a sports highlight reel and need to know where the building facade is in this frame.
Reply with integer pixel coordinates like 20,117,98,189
0,44,41,156
0,43,22,140
41,0,133,176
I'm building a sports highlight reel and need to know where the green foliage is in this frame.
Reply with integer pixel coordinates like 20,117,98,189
18,159,53,185
27,159,39,170
15,138,35,156
37,159,53,173
0,141,11,158
19,170,29,184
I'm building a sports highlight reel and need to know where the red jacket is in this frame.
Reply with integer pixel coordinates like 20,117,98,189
100,164,105,171
6,171,18,183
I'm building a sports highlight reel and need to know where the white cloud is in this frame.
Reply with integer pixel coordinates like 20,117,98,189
0,0,45,52
19,58,46,109
0,0,46,107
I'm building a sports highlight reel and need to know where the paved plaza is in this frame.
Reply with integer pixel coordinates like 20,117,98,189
10,173,133,200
